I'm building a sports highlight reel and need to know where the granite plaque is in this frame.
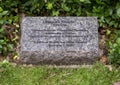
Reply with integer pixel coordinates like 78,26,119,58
20,17,99,65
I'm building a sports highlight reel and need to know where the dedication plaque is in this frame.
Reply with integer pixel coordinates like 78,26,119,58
20,17,99,65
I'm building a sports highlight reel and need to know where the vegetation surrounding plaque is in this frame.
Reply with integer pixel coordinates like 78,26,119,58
0,0,120,65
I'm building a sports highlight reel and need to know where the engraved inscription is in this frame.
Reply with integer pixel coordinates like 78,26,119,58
28,20,90,49
29,29,89,46
22,17,98,52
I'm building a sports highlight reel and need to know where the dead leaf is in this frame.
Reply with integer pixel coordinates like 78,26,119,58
100,56,108,64
107,65,113,71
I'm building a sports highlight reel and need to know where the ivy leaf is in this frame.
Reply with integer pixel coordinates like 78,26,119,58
24,1,32,6
3,47,7,54
80,0,85,2
105,18,111,24
2,59,9,64
2,11,8,15
116,30,120,37
46,2,53,10
118,49,120,54
76,8,81,16
0,20,4,24
114,23,118,28
84,0,91,3
0,28,4,32
117,8,120,17
116,38,120,44
0,7,3,12
106,30,111,35
52,11,59,16
109,21,115,27
8,44,14,51
109,41,112,48
113,43,118,48
62,4,70,12
80,0,90,3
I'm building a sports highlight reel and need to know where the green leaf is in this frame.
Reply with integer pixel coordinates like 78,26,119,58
93,6,99,12
2,59,9,64
52,11,59,16
105,8,113,16
119,49,120,54
0,20,4,24
0,40,4,44
105,18,111,24
109,41,112,46
3,47,7,54
109,21,115,27
24,1,32,6
76,8,81,16
80,0,85,2
46,2,53,10
2,11,8,15
106,30,111,35
8,44,14,51
0,28,4,32
113,43,118,48
116,30,120,37
0,7,3,12
114,23,118,28
62,4,70,12
116,38,120,44
117,8,120,17
84,0,91,3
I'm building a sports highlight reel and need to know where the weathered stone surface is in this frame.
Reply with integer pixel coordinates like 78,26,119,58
20,17,99,65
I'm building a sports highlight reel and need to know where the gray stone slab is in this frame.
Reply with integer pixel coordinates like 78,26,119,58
20,17,99,65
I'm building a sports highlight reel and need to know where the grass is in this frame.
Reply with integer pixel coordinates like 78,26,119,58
0,62,120,85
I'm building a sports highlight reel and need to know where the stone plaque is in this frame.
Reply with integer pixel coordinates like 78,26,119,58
20,17,99,65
